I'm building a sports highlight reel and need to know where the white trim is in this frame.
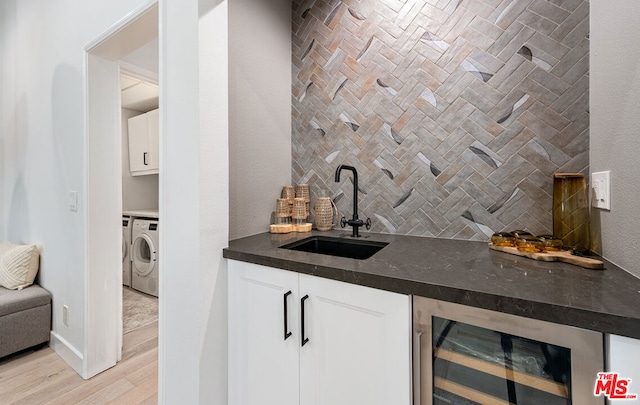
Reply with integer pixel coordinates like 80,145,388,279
157,0,201,401
119,61,159,85
82,41,90,381
84,52,121,379
130,168,160,177
50,331,85,378
84,0,158,53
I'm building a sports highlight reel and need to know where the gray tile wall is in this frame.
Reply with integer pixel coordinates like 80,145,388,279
292,0,589,240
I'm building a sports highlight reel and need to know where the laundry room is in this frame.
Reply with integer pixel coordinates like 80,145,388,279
119,37,159,335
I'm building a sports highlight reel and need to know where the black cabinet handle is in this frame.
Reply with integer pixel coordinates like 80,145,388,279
301,295,309,347
283,291,292,340
143,152,148,165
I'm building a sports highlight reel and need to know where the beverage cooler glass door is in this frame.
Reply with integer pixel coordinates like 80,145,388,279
413,296,604,405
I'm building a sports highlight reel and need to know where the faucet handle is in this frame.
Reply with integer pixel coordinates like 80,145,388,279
365,218,371,230
340,216,348,228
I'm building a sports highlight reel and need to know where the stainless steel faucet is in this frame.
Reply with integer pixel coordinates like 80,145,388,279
334,165,371,237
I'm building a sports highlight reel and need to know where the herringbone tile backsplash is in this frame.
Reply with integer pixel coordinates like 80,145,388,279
292,0,589,240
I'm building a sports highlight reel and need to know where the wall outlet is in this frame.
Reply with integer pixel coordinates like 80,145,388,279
63,305,69,326
592,171,611,210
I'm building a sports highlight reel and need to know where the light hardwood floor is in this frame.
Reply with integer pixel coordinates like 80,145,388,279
0,321,158,405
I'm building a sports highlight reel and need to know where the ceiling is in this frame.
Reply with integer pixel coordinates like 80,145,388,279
121,74,158,112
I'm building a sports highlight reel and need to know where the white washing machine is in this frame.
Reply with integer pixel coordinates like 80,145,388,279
131,218,159,297
122,215,133,287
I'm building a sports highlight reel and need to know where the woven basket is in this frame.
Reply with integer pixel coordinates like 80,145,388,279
281,186,296,203
314,197,338,231
296,184,310,201
275,198,291,218
291,198,308,220
296,184,310,217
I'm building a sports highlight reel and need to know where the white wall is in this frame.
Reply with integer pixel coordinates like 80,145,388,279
0,0,153,357
228,0,292,239
590,1,640,278
122,108,159,210
0,0,15,243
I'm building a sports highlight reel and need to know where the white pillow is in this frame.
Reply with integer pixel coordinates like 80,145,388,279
0,241,40,290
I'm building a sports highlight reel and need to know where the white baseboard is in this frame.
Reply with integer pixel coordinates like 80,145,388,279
50,331,85,378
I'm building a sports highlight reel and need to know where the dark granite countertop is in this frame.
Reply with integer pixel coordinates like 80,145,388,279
223,230,640,339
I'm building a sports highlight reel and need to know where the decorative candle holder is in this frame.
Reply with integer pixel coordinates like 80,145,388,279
314,197,338,231
291,197,312,232
296,183,311,217
516,235,544,253
281,185,295,203
291,197,308,220
538,235,564,252
296,183,310,200
274,198,291,224
491,232,516,247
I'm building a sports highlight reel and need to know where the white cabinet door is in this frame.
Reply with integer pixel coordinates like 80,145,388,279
127,108,159,175
127,113,148,172
228,260,299,405
145,109,159,171
299,273,411,405
607,334,640,395
228,260,412,405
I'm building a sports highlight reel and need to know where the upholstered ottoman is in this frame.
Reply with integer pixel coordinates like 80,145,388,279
0,284,51,358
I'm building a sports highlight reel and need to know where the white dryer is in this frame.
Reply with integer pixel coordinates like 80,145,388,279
131,218,159,297
122,216,133,287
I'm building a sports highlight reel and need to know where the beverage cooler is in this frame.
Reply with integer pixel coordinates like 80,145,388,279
413,296,604,405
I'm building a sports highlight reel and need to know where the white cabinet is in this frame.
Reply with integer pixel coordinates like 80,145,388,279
127,108,159,175
228,260,411,405
228,261,299,405
298,273,411,405
607,334,640,394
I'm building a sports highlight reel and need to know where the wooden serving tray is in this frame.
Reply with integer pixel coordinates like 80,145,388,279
269,224,293,234
489,243,604,270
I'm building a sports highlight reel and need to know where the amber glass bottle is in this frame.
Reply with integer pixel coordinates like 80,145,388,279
553,173,590,254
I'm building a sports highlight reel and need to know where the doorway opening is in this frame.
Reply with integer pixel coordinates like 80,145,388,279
84,1,159,379
120,57,160,366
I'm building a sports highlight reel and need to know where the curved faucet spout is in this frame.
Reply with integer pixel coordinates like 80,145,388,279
335,164,367,237
335,165,357,192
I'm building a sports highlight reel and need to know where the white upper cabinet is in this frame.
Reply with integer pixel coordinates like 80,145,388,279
127,108,159,176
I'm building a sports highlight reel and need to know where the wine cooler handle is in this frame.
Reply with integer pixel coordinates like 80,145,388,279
283,291,292,340
301,295,309,347
414,330,423,405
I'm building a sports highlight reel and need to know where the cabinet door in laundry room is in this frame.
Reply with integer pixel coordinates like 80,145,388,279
127,113,148,173
145,108,159,171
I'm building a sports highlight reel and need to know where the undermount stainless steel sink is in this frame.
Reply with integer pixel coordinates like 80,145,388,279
279,236,388,260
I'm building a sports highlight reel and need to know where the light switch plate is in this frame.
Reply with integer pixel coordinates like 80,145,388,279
68,191,78,212
591,171,611,210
